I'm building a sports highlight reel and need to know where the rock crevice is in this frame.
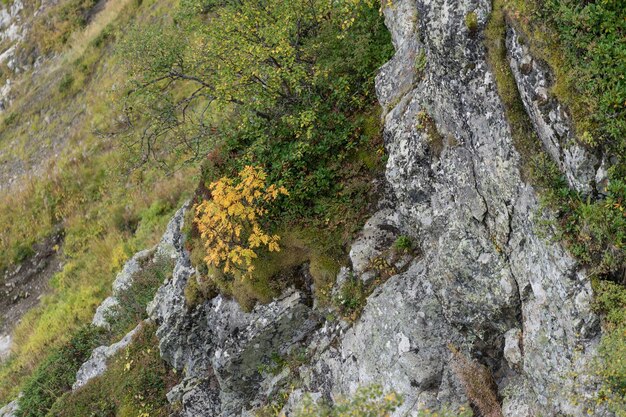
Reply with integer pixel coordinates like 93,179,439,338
55,1,611,416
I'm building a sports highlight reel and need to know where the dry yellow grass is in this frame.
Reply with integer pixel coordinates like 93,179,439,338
64,0,136,63
449,345,503,417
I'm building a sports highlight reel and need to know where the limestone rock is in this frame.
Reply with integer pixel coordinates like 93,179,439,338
0,399,18,417
72,323,142,390
503,328,522,368
506,26,599,194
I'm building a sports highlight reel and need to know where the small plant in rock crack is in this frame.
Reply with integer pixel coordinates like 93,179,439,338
107,255,174,340
258,348,309,376
465,11,478,35
258,352,287,376
335,275,368,322
415,111,445,156
393,235,413,253
414,50,427,79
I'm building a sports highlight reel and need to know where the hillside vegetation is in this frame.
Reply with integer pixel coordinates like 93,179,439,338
0,0,624,414
0,0,196,406
0,0,392,414
487,0,626,410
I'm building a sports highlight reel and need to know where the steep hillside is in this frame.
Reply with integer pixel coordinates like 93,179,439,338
0,0,624,416
0,0,197,406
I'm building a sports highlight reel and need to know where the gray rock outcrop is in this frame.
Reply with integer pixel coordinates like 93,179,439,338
506,25,600,195
147,217,322,416
72,323,142,390
92,204,187,329
69,205,189,393
0,399,18,417
278,0,607,415
60,0,611,416
91,249,152,328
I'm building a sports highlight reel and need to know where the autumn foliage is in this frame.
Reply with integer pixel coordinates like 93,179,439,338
194,166,288,277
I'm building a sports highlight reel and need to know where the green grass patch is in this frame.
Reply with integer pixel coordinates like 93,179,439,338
46,322,178,417
501,0,625,170
484,0,544,180
293,385,403,417
593,280,626,413
16,326,105,417
0,0,195,406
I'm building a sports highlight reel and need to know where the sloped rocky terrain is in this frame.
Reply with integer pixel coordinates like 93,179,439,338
0,0,622,416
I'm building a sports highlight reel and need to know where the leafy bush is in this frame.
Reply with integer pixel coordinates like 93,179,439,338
121,0,392,308
16,326,105,417
194,166,288,276
119,0,393,216
294,385,402,417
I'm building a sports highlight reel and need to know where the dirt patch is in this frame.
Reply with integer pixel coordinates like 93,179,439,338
0,230,64,360
86,0,110,23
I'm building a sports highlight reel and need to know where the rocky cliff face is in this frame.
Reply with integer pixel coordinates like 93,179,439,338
283,0,605,414
32,0,609,416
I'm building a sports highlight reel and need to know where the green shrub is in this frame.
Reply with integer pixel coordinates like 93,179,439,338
335,277,367,322
119,0,393,214
58,74,74,94
3,112,18,127
394,236,413,252
118,0,393,312
465,11,478,34
294,385,402,417
13,243,35,264
16,326,105,417
593,280,626,410
46,323,178,417
531,154,626,278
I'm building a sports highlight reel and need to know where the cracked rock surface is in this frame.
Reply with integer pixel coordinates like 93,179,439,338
278,0,607,415
54,1,611,416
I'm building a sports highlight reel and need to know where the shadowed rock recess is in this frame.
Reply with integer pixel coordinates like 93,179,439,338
19,0,609,416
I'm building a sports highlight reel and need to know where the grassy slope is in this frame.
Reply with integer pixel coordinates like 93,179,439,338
0,0,393,411
0,0,197,405
4,0,620,413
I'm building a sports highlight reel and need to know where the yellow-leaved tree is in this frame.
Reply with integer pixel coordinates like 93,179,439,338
194,166,288,277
